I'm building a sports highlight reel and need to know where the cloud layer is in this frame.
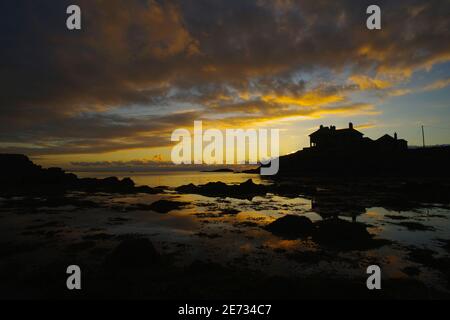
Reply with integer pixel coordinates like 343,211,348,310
0,0,449,158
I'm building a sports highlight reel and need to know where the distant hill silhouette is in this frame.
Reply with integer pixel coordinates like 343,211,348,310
262,123,450,177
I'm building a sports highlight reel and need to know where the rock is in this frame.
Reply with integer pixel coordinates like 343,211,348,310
103,238,160,269
175,183,198,194
175,179,318,200
134,185,159,194
437,239,450,254
83,233,115,241
312,218,378,250
198,181,229,196
407,246,450,289
0,154,78,193
65,241,96,253
77,176,137,193
221,208,240,215
0,154,160,195
149,199,187,213
265,215,314,239
195,232,221,239
176,179,266,199
402,266,421,277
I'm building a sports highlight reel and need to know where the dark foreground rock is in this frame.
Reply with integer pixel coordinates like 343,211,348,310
265,215,314,239
2,257,446,299
312,218,388,250
176,179,318,200
148,199,188,213
103,239,160,270
437,239,450,254
76,176,158,194
0,154,159,195
265,215,389,250
407,246,450,289
176,179,267,199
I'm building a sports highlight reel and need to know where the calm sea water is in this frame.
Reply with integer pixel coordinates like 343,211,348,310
72,170,269,187
1,170,449,294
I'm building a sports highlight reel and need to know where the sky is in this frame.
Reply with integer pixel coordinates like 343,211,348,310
0,0,449,170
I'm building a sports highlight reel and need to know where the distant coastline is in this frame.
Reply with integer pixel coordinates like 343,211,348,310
201,168,234,173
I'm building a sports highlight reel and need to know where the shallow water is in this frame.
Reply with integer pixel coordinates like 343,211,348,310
1,172,449,296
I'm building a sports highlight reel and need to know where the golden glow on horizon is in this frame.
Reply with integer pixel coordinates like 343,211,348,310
261,91,344,107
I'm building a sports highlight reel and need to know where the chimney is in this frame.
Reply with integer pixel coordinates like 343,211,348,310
320,125,324,129
349,122,353,129
394,132,398,140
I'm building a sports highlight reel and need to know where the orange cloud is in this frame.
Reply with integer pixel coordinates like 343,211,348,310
423,78,450,91
350,75,392,90
388,77,450,97
261,91,344,107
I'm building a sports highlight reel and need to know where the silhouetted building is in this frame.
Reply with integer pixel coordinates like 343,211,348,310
309,122,364,149
308,122,407,151
270,122,450,177
375,133,408,151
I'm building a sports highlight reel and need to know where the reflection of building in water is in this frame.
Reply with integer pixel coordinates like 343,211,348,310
308,122,407,152
311,196,366,222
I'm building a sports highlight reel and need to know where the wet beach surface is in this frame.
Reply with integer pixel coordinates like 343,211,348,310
0,175,449,299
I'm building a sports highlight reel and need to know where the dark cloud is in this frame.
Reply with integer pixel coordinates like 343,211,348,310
0,110,201,155
0,0,449,156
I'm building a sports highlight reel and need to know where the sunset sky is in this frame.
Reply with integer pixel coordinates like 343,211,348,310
1,0,449,170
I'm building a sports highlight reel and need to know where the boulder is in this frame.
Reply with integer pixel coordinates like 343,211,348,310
0,154,160,195
312,218,375,250
265,215,314,239
149,199,187,213
103,238,160,269
176,179,267,199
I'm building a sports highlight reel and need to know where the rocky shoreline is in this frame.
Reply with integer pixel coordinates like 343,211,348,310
1,154,450,299
0,154,159,196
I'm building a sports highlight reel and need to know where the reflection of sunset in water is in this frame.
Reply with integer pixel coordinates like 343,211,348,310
1,175,449,294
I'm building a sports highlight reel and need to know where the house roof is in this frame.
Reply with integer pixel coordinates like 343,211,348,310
376,134,395,142
309,126,363,138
